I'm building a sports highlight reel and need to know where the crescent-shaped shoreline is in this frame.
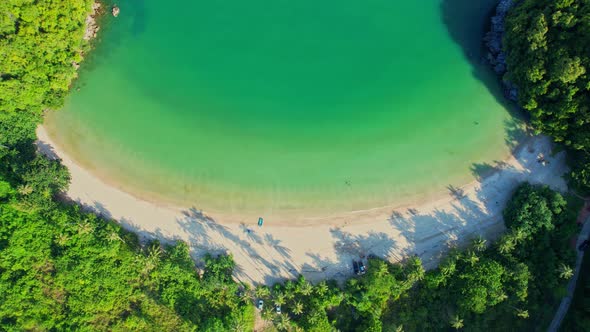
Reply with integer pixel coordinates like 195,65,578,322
37,126,568,284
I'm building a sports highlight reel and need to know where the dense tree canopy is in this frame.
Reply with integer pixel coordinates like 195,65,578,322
0,0,92,115
0,0,584,330
504,0,590,193
0,186,254,331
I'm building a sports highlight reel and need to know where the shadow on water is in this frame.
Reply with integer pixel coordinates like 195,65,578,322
440,0,526,122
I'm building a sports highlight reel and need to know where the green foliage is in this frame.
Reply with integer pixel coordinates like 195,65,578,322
562,247,590,331
379,183,577,331
17,155,70,209
456,259,507,314
0,202,254,331
0,0,92,115
0,180,12,200
0,0,583,331
258,275,342,331
568,153,590,195
0,0,254,322
504,0,590,193
242,183,578,331
503,182,567,237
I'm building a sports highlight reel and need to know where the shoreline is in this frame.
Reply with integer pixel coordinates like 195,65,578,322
42,0,569,284
36,125,569,284
38,123,517,227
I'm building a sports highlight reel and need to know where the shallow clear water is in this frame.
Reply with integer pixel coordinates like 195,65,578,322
46,0,517,216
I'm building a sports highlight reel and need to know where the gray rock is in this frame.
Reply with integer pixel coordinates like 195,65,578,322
112,5,120,17
485,0,518,100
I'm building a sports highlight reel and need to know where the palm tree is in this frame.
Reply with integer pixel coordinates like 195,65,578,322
255,286,271,299
512,228,527,243
465,250,479,266
238,288,252,303
141,256,156,275
375,260,389,277
394,324,404,332
440,259,456,277
147,244,162,262
107,231,122,243
292,301,304,315
77,221,94,235
471,236,487,252
274,292,286,307
17,184,33,196
495,291,508,303
558,263,574,279
261,306,274,320
138,245,161,275
229,317,246,332
450,315,464,330
274,313,291,331
299,281,313,296
497,237,515,255
315,281,329,297
404,256,425,283
516,308,529,319
283,280,296,300
56,233,70,246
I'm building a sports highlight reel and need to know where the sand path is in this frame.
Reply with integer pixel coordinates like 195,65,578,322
37,126,567,284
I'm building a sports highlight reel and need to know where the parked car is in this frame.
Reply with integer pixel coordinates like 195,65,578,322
275,305,281,314
352,260,360,275
257,300,264,310
358,260,367,275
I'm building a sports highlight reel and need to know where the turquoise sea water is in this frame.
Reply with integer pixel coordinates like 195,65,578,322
46,0,518,216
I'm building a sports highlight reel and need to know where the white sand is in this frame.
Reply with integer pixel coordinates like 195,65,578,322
37,126,568,284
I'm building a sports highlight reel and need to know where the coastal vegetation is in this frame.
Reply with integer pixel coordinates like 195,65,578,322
0,170,580,331
503,0,590,194
0,0,93,115
0,197,253,330
0,0,586,331
255,183,578,331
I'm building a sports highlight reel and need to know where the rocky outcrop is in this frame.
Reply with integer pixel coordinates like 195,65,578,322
484,0,518,101
84,2,101,41
112,5,120,18
74,3,101,73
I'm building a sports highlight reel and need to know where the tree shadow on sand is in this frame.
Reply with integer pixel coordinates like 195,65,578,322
301,229,399,283
388,196,501,269
76,136,567,286
176,207,300,285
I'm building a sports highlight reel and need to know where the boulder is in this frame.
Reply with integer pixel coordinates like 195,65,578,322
112,5,120,17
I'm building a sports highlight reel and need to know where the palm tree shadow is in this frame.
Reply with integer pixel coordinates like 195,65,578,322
388,195,497,269
301,229,400,283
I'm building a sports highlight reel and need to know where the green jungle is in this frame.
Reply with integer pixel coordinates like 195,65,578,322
1,0,590,331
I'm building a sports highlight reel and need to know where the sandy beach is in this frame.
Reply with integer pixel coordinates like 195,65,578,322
37,126,568,284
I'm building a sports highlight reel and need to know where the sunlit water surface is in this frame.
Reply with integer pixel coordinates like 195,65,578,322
46,0,518,217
